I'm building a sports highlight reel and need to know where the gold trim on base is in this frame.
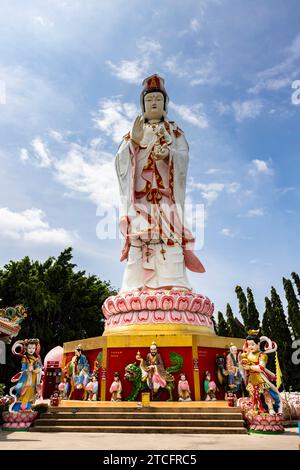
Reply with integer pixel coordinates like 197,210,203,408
103,323,215,337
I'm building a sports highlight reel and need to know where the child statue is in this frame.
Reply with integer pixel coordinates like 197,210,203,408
86,374,99,401
178,373,192,401
58,377,70,399
110,372,122,402
204,371,217,401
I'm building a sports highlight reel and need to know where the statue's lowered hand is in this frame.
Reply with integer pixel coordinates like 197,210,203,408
154,143,169,160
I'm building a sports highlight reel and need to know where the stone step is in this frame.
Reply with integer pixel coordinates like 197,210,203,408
40,412,243,420
34,418,245,428
49,406,239,413
31,425,247,434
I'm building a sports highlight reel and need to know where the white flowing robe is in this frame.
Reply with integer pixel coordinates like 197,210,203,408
115,120,204,293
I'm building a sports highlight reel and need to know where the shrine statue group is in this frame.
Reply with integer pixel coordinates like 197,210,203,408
62,345,99,401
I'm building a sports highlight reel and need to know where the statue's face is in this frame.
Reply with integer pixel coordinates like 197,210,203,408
230,346,237,355
27,343,36,355
75,349,81,357
144,92,165,120
247,340,259,353
114,376,119,382
150,345,157,356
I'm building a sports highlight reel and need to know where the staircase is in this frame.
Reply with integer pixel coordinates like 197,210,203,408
30,405,247,434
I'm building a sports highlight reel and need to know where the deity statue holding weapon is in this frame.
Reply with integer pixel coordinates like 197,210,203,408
239,329,282,415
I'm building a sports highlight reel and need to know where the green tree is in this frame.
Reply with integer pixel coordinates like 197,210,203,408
0,248,117,389
217,311,230,337
261,297,275,373
270,286,294,388
246,287,260,330
283,277,300,339
235,285,249,329
226,303,245,338
291,272,300,298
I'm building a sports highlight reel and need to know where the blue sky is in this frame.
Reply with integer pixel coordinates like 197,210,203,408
0,0,299,320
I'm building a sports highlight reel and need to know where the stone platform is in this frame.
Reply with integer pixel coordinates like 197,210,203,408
30,401,247,434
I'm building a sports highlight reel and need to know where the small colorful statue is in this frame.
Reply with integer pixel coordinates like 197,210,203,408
50,390,60,407
239,330,282,415
225,391,237,407
178,373,192,401
86,374,99,401
204,371,217,401
226,343,243,392
110,372,122,402
9,338,43,411
63,344,91,399
58,377,70,399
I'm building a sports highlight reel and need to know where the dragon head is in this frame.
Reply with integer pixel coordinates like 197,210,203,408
124,363,142,382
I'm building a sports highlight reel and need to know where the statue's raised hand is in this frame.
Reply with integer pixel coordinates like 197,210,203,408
130,115,144,145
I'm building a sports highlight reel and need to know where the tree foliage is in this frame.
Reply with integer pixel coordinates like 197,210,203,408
235,285,248,329
226,303,245,338
283,277,300,339
246,287,260,330
216,311,230,337
0,248,117,387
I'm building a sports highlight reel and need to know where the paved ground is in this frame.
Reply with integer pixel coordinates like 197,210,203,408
0,428,299,450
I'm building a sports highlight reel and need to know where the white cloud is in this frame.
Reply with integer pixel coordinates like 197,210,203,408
54,142,118,208
164,55,187,78
106,59,149,84
205,168,232,175
189,57,220,86
232,100,263,122
246,208,264,217
93,97,138,143
24,228,75,245
107,36,162,84
20,148,29,162
49,129,65,143
32,16,53,27
189,180,240,205
169,101,208,128
138,39,161,56
215,99,263,122
0,64,74,130
221,228,234,237
190,18,200,32
31,137,52,167
249,159,273,176
248,33,300,95
0,207,76,245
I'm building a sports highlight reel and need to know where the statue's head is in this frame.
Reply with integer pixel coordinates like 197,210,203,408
180,373,187,381
150,341,158,356
245,331,260,353
75,345,83,357
205,371,211,380
25,338,39,356
114,372,120,382
229,343,237,355
140,74,169,121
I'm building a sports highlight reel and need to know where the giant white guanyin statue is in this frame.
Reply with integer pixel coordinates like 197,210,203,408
116,74,205,292
102,75,214,336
